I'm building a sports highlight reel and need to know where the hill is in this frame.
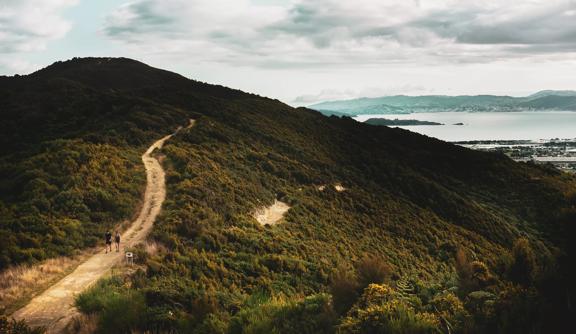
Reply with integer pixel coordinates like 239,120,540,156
311,91,576,116
1,58,575,333
365,118,443,126
528,90,576,99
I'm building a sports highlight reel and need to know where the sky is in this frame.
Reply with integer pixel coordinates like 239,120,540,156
1,0,575,105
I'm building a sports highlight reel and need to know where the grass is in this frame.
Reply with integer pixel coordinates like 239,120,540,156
0,216,154,316
0,251,93,315
67,314,99,334
75,275,147,334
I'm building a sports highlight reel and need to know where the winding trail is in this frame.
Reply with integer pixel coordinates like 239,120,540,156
11,120,195,333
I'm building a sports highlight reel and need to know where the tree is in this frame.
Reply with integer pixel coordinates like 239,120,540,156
509,238,537,286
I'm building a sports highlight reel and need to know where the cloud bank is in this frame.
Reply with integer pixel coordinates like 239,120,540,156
0,0,77,72
0,0,77,54
103,0,576,68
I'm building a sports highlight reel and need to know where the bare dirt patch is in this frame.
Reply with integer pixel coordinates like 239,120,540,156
334,183,346,192
317,184,346,192
253,200,291,226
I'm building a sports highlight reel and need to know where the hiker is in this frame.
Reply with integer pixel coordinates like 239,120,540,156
105,231,112,253
115,231,121,252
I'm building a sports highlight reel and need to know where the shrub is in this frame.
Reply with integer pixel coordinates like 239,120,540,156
229,293,336,334
509,238,537,286
96,291,146,334
472,285,541,334
430,292,470,332
339,284,440,334
340,301,440,334
470,261,497,288
192,313,229,334
330,268,360,314
454,249,496,293
356,256,393,289
75,276,147,333
0,316,45,334
355,283,398,307
75,276,125,314
455,247,474,293
464,290,497,318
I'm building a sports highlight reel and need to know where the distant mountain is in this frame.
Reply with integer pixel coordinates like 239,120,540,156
528,90,576,99
311,91,576,116
520,95,576,110
365,118,443,126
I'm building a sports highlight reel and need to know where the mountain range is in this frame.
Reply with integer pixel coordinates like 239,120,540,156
310,91,576,116
1,58,575,333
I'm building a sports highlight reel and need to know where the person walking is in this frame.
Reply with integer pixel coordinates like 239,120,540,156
115,231,121,252
105,231,112,253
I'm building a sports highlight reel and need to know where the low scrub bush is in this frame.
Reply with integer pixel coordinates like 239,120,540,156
356,256,393,289
339,284,440,334
75,276,146,334
0,316,44,334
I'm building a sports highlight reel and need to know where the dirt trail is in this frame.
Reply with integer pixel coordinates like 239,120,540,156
11,120,195,333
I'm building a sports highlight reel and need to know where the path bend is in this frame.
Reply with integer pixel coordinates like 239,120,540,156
11,119,195,333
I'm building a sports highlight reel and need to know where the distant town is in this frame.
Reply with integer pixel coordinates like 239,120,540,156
456,139,576,173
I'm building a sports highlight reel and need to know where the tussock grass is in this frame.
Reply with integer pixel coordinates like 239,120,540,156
143,241,165,257
66,313,99,334
0,253,90,315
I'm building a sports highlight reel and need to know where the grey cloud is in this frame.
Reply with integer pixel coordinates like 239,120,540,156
103,0,576,68
0,0,75,56
263,3,357,48
384,3,576,47
265,1,576,51
105,1,175,38
0,26,38,53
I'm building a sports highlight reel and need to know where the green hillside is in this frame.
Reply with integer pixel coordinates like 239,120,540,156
1,58,575,333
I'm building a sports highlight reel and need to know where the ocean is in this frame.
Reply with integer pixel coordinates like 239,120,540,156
354,111,576,141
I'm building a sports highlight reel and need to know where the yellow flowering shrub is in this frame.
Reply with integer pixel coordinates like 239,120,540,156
339,284,441,333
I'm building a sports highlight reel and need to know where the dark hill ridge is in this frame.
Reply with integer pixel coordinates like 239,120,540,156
29,57,266,103
29,57,246,99
1,58,575,332
31,57,189,89
0,57,286,155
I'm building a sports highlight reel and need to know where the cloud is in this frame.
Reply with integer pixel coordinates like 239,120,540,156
291,84,431,106
403,1,576,49
103,0,576,68
0,58,38,74
0,0,77,53
291,89,358,106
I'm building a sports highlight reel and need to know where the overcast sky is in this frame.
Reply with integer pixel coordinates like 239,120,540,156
1,0,575,105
